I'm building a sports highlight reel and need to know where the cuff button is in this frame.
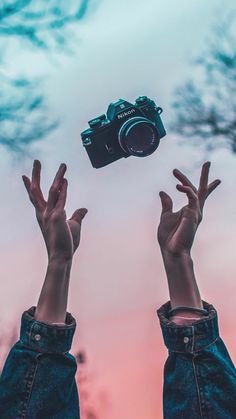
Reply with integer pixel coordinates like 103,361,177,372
34,334,41,341
183,337,189,343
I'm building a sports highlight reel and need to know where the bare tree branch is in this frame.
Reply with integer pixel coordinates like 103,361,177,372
0,73,58,154
0,0,93,50
171,11,236,154
0,0,99,155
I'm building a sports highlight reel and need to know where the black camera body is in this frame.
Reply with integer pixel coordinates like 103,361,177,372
81,96,166,168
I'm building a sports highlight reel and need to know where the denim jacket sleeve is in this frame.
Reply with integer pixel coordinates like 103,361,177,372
157,300,236,419
0,306,80,419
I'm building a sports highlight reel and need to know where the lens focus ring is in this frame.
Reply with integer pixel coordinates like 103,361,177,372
118,117,160,157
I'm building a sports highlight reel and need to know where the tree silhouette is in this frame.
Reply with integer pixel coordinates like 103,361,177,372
0,0,93,51
0,0,98,155
172,12,236,154
76,349,110,418
0,74,58,157
76,350,99,418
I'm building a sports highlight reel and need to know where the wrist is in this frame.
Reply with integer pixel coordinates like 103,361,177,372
35,259,72,324
48,255,73,268
160,248,192,263
160,248,203,310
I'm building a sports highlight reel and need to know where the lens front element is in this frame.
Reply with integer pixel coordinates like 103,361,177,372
118,117,160,157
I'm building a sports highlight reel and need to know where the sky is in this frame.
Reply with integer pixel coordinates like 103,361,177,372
1,1,236,418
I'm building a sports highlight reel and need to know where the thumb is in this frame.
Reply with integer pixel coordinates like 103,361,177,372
69,208,88,224
159,191,173,214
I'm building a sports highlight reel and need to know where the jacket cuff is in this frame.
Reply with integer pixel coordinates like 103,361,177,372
20,306,76,354
156,300,219,354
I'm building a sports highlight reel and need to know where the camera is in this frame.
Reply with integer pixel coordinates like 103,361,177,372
81,96,166,168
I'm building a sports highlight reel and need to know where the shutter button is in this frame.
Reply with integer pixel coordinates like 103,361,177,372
183,337,189,343
34,334,41,341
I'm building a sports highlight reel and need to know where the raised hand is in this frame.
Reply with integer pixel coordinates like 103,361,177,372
22,160,88,262
157,161,221,256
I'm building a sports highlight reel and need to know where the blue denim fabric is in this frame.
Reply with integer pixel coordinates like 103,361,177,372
0,306,80,419
157,300,236,419
1,302,235,419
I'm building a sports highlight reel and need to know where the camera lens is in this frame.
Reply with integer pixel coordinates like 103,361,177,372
118,117,160,157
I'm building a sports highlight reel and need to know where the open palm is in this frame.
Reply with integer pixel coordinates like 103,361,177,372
22,160,88,261
157,162,221,256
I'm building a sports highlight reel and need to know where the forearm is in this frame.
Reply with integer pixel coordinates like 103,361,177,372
34,258,72,324
160,249,205,324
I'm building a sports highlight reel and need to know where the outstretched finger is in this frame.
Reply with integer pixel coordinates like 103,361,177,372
176,184,198,209
32,160,41,188
198,161,211,194
159,191,173,215
52,163,67,187
173,168,197,193
207,179,221,197
47,163,67,212
55,178,68,210
22,173,45,211
31,160,46,210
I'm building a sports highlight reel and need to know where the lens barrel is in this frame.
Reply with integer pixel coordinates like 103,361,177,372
118,117,160,157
